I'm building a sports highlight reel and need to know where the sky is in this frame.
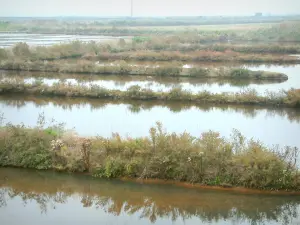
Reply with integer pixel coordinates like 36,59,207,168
0,0,300,17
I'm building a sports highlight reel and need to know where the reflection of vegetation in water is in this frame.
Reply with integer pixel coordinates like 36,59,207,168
127,104,142,114
0,188,8,208
1,79,299,108
0,70,287,88
0,168,300,224
1,95,300,122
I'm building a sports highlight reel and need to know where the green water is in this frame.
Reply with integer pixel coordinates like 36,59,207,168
0,168,300,225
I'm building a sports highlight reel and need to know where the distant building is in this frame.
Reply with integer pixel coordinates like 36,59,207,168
255,12,263,17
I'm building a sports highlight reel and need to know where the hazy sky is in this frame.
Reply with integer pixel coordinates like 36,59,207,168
1,0,300,17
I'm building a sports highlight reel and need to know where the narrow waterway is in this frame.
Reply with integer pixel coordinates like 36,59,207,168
0,95,299,149
0,168,300,225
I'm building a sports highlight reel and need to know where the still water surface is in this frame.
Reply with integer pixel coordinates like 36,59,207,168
0,33,128,47
0,95,299,149
0,168,300,225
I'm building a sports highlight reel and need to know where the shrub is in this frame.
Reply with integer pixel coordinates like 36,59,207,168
0,121,299,190
0,48,8,59
284,89,300,107
230,68,251,78
12,42,31,58
0,124,53,169
132,36,151,43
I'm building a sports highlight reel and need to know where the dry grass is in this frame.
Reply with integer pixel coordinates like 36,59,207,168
0,80,299,107
0,121,299,191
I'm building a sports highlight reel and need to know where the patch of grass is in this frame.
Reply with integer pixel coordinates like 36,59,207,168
132,36,151,43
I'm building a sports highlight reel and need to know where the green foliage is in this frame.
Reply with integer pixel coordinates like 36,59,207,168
12,42,31,58
132,36,151,43
0,48,8,59
93,157,125,178
44,128,59,137
0,125,53,169
0,122,299,191
230,68,251,78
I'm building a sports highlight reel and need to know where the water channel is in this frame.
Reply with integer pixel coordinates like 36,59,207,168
0,168,300,225
0,95,299,150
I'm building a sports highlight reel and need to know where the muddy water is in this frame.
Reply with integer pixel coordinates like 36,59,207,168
0,168,300,225
0,95,300,149
0,33,129,47
1,64,299,94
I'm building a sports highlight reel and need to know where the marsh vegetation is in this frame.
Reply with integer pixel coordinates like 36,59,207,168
0,118,299,191
1,17,300,195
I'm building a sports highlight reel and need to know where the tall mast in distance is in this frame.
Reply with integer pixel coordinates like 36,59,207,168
131,0,133,17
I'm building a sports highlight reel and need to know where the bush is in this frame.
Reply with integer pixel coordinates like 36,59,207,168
0,125,53,169
230,68,251,78
0,121,299,191
284,89,300,107
0,48,8,59
132,36,151,43
12,42,31,58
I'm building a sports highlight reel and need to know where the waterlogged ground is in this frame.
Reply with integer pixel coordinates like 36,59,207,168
0,168,300,225
1,64,299,94
0,95,300,149
0,33,129,47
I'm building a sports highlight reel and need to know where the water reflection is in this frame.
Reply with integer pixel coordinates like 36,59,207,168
0,33,128,47
1,95,300,122
0,95,300,149
0,70,285,89
1,63,299,94
0,168,300,225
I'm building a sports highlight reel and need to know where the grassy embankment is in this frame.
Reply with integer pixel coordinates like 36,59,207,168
0,41,291,79
0,71,287,87
0,59,289,80
0,79,299,107
0,118,299,191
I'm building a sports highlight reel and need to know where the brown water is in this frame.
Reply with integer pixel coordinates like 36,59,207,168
0,95,300,149
0,168,300,225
